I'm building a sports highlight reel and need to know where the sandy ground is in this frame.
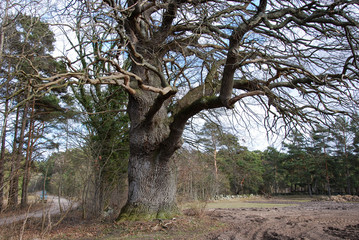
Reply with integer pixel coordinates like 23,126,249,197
205,200,359,240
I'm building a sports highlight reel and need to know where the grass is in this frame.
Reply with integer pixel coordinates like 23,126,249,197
205,195,314,209
206,201,296,209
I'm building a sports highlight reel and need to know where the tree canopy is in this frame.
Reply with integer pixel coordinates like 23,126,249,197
34,0,358,127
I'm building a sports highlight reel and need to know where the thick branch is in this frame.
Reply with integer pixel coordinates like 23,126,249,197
161,96,223,160
173,59,224,115
27,71,174,97
155,0,178,41
145,86,177,122
220,0,267,108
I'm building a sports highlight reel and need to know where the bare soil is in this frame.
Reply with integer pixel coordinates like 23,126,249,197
205,199,359,240
1,196,358,239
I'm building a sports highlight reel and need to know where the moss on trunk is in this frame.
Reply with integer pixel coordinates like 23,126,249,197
117,202,179,221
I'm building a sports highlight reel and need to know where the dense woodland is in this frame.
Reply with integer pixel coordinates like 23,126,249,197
1,0,359,220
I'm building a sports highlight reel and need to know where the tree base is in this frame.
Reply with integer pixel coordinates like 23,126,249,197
117,202,179,221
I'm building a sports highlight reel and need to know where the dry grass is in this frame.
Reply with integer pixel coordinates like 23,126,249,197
0,206,228,240
0,208,113,240
180,200,208,217
101,215,228,240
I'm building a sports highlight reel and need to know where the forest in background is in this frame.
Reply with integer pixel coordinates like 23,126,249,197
1,0,359,220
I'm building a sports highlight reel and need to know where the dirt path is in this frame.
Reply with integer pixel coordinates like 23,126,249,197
206,201,359,239
0,196,77,226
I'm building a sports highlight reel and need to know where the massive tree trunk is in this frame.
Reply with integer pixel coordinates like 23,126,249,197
118,61,180,220
120,150,177,220
118,144,178,220
118,98,179,219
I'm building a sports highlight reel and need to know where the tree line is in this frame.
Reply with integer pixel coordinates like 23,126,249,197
176,119,359,200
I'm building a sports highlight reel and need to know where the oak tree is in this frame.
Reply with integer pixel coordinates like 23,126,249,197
25,0,359,219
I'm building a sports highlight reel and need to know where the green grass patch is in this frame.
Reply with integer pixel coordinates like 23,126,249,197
206,201,296,209
205,195,315,209
272,195,315,201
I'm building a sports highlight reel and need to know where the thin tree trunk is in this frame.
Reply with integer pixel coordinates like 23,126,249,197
94,175,104,215
21,100,35,208
211,133,218,196
0,96,9,211
274,164,278,194
93,154,105,215
8,107,20,208
0,0,10,66
346,168,351,195
8,103,29,209
213,148,218,196
343,128,351,195
308,184,312,197
325,158,331,197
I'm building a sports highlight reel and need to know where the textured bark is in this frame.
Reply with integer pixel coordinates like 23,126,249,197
118,120,179,219
119,152,178,220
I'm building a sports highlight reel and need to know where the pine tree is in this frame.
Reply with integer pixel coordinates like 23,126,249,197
1,13,65,208
309,125,333,196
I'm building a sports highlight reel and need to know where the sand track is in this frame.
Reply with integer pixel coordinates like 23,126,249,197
0,196,77,226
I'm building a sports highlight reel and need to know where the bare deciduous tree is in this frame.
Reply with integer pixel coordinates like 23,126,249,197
19,0,359,219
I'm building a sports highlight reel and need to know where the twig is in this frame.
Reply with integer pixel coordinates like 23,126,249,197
19,203,32,240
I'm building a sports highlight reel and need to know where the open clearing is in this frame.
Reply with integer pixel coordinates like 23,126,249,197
1,195,358,239
206,196,359,239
